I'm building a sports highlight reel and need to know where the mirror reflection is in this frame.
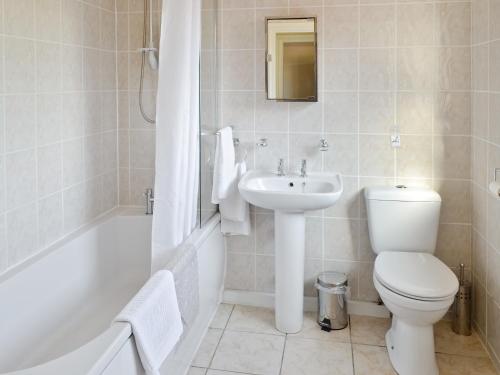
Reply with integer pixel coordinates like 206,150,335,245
266,17,317,102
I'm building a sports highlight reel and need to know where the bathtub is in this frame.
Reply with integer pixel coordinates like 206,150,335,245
0,209,225,375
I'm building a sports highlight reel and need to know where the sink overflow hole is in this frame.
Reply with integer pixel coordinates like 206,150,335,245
289,182,294,187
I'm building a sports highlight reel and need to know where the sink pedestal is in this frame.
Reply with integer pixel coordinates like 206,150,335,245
274,210,306,333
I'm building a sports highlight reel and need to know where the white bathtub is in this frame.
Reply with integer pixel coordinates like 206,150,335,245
0,209,225,375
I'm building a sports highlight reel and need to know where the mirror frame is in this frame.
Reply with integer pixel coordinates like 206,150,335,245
265,16,318,102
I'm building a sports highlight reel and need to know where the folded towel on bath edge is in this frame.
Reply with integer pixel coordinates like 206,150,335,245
114,270,183,375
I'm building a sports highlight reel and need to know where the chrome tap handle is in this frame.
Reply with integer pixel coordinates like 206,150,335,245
300,159,307,178
277,158,286,176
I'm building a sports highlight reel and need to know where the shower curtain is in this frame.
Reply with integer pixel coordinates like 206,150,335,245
151,0,201,273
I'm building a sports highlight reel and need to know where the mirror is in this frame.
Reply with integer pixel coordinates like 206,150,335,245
266,17,318,102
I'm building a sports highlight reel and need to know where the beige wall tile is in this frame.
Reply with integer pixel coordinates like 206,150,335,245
433,135,471,179
472,0,489,44
436,2,471,46
359,135,394,177
324,6,359,48
4,0,34,38
324,92,358,134
397,47,436,90
359,92,394,134
438,47,471,90
434,92,471,135
397,3,434,47
397,135,432,178
490,40,500,92
222,50,255,90
36,0,62,42
398,92,433,135
4,38,35,93
223,9,255,49
360,48,395,91
360,5,395,47
324,49,358,90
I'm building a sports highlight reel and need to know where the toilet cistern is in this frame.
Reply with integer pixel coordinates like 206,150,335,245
239,169,343,333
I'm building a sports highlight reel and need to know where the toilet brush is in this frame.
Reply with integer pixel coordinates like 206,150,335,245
452,264,472,336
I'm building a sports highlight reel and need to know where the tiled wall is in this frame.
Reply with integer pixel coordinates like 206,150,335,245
116,0,159,206
0,0,119,274
220,0,472,301
471,0,500,367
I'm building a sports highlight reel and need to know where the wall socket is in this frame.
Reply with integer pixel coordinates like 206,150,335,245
391,134,401,148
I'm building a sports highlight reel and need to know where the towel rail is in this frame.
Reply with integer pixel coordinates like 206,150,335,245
200,127,239,147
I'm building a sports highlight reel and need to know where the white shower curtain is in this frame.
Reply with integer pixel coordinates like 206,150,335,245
151,0,201,273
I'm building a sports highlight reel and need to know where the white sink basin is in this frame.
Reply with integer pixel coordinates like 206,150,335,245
238,169,343,334
238,170,343,212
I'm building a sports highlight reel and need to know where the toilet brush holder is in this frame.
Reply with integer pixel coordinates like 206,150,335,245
452,264,472,336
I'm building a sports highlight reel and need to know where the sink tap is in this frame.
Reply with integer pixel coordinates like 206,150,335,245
277,158,286,176
300,159,307,178
145,188,154,215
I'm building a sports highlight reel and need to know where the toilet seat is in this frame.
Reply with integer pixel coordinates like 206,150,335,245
374,252,459,301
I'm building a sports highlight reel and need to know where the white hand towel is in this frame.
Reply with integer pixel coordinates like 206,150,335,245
211,127,236,204
114,270,183,375
220,161,251,235
220,161,248,222
489,181,500,198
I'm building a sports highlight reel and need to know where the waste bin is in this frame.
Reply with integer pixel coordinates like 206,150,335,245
315,271,349,331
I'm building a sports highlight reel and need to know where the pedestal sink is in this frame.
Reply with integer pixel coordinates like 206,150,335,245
238,170,343,333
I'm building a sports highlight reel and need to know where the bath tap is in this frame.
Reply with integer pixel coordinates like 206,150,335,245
300,159,307,178
145,188,154,215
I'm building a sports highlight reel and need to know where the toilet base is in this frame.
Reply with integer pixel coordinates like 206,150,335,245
386,317,439,375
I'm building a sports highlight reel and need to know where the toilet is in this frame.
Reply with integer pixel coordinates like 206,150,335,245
364,186,459,375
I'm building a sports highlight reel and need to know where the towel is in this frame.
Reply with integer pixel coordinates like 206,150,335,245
114,270,183,375
211,127,236,204
220,161,251,235
489,181,500,198
165,244,200,333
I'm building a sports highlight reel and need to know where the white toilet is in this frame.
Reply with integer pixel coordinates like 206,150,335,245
364,186,459,375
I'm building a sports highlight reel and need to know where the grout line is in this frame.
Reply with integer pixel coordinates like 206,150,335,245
33,0,40,251
114,0,120,208
278,333,287,375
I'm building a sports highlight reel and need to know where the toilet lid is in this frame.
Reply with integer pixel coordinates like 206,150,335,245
374,252,459,300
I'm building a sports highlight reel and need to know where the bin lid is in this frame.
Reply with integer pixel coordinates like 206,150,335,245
317,271,348,289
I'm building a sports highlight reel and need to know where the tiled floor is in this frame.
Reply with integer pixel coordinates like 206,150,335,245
189,304,498,375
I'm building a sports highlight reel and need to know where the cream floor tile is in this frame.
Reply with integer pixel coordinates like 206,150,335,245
350,315,391,346
352,344,397,375
437,353,497,375
188,367,207,375
207,371,252,375
210,304,234,329
210,330,285,375
434,320,489,358
192,328,223,368
281,337,354,375
225,305,284,336
288,311,350,343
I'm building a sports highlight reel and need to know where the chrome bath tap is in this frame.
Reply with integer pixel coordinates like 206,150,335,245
145,188,154,215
